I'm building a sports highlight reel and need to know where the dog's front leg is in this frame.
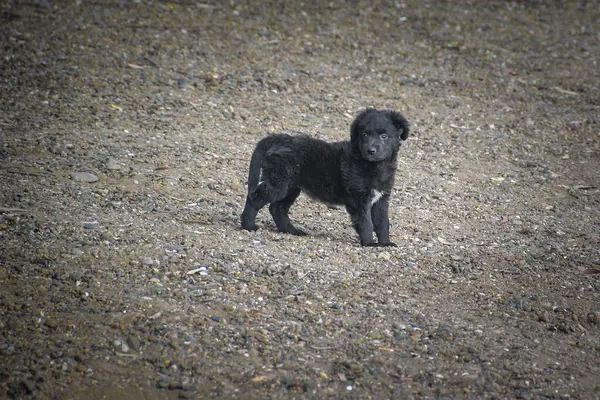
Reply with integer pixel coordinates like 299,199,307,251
371,196,397,247
347,203,376,246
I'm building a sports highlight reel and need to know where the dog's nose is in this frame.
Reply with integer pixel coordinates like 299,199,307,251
367,148,376,155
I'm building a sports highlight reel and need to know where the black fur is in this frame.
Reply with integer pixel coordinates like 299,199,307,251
241,108,410,246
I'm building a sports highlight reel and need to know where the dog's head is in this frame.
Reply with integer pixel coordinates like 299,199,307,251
350,108,410,162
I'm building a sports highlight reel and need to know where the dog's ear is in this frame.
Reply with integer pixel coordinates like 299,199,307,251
385,110,410,140
350,108,376,139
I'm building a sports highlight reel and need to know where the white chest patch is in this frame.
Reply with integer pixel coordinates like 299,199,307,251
370,190,384,206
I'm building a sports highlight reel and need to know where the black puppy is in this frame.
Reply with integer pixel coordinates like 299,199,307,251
241,108,409,246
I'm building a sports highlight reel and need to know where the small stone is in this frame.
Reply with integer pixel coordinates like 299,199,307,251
511,296,531,311
557,322,570,333
168,381,180,390
142,257,154,266
106,159,120,170
211,315,222,322
62,362,68,371
83,221,100,230
177,78,187,88
71,247,84,256
588,311,600,325
127,336,141,352
74,353,85,362
377,251,391,261
76,364,86,373
434,326,453,341
71,172,99,183
247,128,262,135
538,311,549,323
44,319,58,329
157,379,169,389
221,109,232,120
251,375,273,384
121,342,130,353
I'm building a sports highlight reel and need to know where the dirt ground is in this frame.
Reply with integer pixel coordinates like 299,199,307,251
1,0,599,399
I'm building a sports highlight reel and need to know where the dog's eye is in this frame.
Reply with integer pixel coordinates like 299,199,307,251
362,132,368,137
380,133,388,139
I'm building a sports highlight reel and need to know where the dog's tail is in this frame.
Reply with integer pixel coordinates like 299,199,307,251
246,135,295,195
246,143,265,194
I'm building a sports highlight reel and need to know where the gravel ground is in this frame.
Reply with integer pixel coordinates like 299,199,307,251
1,0,599,399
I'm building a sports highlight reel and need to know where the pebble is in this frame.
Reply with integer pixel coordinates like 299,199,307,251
434,326,453,341
511,296,531,312
105,159,120,170
157,379,169,389
142,257,154,266
557,322,570,333
377,251,391,261
588,311,599,325
71,172,99,183
127,335,141,352
221,109,232,120
538,311,550,323
44,319,58,329
247,128,262,135
83,221,100,230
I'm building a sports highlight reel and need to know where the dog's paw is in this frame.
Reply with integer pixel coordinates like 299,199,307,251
242,224,259,232
363,241,397,247
288,228,308,236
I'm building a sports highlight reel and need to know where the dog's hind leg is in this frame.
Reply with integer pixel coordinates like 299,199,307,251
241,150,270,231
241,180,294,232
241,193,267,231
269,188,306,236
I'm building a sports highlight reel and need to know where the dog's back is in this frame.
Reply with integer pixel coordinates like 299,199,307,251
249,134,347,204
